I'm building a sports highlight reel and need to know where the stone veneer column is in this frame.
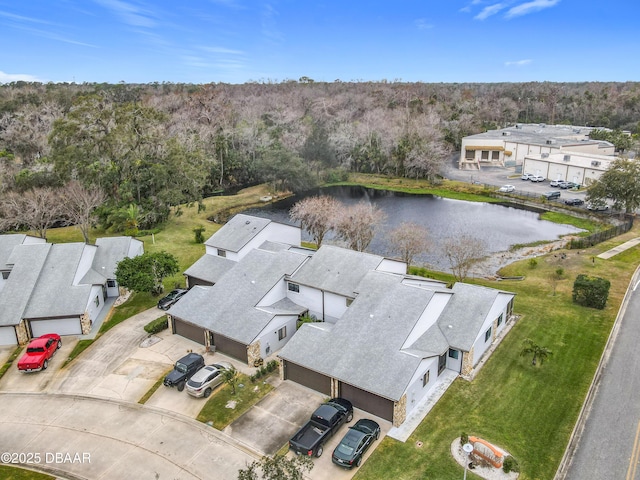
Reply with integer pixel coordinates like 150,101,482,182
80,313,91,334
331,378,340,398
15,320,29,344
492,318,499,340
393,394,407,427
279,359,285,380
461,348,475,376
247,341,261,367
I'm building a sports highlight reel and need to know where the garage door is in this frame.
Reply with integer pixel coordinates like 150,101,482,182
283,361,331,396
30,318,82,337
339,382,394,422
173,318,206,345
212,333,248,363
0,326,17,346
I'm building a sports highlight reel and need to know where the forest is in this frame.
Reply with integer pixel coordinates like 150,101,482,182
1,80,639,233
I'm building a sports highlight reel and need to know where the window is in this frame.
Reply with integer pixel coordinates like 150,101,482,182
485,326,492,343
422,370,430,387
492,151,500,160
448,349,459,359
346,298,353,307
217,249,226,258
107,279,116,288
287,282,299,293
481,150,489,160
94,296,100,307
497,313,503,326
465,149,474,160
1,271,9,280
278,326,287,341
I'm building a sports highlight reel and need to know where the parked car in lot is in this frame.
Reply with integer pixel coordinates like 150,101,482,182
542,191,561,200
498,185,515,193
587,202,609,211
163,352,205,391
521,173,534,180
332,419,381,469
531,174,546,182
17,334,61,372
564,198,584,206
157,288,188,310
550,179,562,187
289,398,353,457
566,181,581,189
558,181,570,189
186,362,233,398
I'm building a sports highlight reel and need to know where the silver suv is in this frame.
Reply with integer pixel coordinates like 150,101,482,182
186,362,233,398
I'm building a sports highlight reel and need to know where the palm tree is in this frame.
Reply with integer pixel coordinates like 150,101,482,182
520,339,552,366
222,365,239,394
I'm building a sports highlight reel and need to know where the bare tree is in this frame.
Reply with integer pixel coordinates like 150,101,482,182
290,195,340,248
335,201,386,252
0,187,65,239
389,222,430,272
442,232,488,282
61,181,107,243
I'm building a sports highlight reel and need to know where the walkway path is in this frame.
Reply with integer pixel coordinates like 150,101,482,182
597,237,640,259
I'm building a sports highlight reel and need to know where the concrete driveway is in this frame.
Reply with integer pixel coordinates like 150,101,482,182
225,379,392,480
0,339,77,393
0,392,257,480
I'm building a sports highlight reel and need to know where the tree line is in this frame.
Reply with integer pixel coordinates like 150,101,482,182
1,80,639,232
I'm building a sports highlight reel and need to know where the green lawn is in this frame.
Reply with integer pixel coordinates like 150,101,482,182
0,466,53,480
356,223,640,480
196,374,275,429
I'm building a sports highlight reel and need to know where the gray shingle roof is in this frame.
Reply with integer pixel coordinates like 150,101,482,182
24,243,91,319
436,283,509,350
290,245,383,297
184,254,235,285
93,237,139,278
0,243,50,327
279,271,437,401
204,214,271,253
169,248,308,344
0,234,44,268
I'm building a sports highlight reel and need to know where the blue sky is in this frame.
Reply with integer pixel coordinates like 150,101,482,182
1,0,637,84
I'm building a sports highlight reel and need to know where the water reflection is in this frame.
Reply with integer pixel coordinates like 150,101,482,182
243,186,582,271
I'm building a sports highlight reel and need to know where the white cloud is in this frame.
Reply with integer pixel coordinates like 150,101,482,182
0,10,54,25
505,0,560,18
201,46,245,55
475,3,507,20
505,59,532,66
415,18,434,30
93,0,157,28
0,71,42,83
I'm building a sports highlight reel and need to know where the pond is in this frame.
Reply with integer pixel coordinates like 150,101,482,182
242,186,582,272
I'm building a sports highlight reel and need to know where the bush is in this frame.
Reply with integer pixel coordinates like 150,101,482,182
324,168,349,183
503,455,520,473
460,433,469,445
267,360,279,372
193,226,206,243
572,274,611,309
144,316,168,334
528,258,538,268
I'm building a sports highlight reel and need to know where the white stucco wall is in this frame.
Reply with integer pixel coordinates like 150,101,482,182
237,222,301,260
73,245,97,285
376,258,407,274
404,357,439,415
257,277,288,307
287,283,323,320
256,315,298,358
402,291,452,349
85,284,105,324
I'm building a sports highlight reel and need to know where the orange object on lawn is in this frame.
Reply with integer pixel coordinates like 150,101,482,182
468,436,504,468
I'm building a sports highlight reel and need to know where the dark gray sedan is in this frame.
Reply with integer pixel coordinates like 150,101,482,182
332,418,380,469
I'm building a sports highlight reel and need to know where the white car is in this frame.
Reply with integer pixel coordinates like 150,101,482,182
521,173,534,180
498,185,515,193
531,175,545,182
186,362,233,398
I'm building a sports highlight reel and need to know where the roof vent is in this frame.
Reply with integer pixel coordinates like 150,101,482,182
502,131,511,136
245,220,251,225
591,160,601,167
563,155,571,162
546,139,556,145
541,153,549,158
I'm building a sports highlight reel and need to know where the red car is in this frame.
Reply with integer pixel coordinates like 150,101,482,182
17,334,62,372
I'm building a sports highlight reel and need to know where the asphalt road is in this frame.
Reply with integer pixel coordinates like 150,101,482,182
564,268,640,480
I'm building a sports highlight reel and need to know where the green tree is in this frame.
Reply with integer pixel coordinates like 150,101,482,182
520,339,552,366
586,158,640,213
115,251,179,295
222,365,240,395
237,454,313,480
588,128,633,153
572,274,611,309
255,146,316,193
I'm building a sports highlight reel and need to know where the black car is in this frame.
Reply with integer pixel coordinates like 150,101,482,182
163,352,205,391
332,418,380,469
564,198,584,206
157,288,188,310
